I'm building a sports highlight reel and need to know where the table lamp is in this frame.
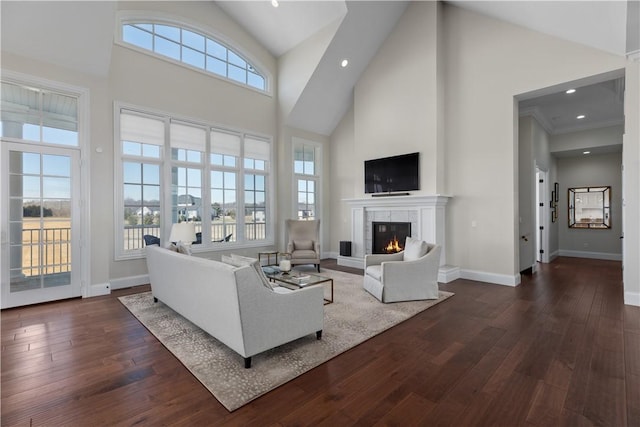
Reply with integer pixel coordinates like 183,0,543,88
169,222,196,245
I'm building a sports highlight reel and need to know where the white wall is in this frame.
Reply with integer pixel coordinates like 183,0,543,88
353,1,443,195
623,60,640,306
557,152,622,258
329,107,355,254
518,115,554,271
442,4,625,282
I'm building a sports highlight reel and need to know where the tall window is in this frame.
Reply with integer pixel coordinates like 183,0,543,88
244,137,269,240
210,130,240,243
120,112,164,252
120,21,267,92
293,139,321,220
170,122,205,245
116,105,271,258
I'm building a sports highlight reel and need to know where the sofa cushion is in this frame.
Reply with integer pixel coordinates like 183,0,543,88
272,286,294,294
293,239,314,250
227,254,275,291
404,237,428,261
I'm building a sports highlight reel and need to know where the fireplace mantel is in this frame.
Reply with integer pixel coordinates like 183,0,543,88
342,194,451,209
338,194,457,282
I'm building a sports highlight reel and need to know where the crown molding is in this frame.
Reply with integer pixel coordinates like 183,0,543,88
552,118,625,135
519,106,554,135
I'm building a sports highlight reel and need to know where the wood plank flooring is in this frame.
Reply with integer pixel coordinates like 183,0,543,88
2,257,638,426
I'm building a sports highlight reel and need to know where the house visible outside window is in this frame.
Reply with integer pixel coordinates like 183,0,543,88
120,21,267,92
170,122,205,244
210,130,240,243
116,105,272,259
293,138,321,220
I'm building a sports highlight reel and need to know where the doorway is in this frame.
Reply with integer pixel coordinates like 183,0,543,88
1,143,82,308
536,168,549,263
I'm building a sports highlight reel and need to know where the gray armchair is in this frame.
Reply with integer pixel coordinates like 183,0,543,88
285,219,321,272
363,237,441,303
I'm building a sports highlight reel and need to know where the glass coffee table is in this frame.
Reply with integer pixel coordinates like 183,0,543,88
265,271,333,305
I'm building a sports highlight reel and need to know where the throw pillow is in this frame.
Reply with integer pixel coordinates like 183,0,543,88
293,239,314,250
166,243,179,252
176,242,192,256
229,254,275,291
403,237,428,261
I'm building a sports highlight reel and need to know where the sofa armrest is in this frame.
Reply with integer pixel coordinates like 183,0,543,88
235,268,324,357
365,251,404,267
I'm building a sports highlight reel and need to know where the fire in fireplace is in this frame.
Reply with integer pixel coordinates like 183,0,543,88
372,222,411,254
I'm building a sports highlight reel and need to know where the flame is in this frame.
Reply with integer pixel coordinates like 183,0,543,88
384,236,403,253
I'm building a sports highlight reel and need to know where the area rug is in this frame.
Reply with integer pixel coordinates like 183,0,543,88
118,269,454,411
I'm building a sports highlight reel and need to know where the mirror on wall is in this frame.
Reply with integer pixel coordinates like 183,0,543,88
568,186,611,229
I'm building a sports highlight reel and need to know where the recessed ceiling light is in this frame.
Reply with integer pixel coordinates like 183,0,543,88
341,59,349,68
583,151,591,154
576,115,585,119
566,89,576,94
271,0,279,7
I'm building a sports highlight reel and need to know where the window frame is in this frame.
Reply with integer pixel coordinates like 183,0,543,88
1,70,91,298
114,102,273,260
292,137,322,222
115,12,272,96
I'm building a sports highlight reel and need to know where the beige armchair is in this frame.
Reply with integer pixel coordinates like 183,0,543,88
363,237,441,303
285,219,321,272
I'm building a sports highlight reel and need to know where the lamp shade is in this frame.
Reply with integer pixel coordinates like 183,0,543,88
169,222,196,244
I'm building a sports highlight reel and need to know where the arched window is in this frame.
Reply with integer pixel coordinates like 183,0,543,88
121,22,267,92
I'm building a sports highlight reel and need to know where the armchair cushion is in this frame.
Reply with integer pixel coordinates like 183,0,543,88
293,239,314,250
291,249,317,260
365,265,382,281
404,237,428,261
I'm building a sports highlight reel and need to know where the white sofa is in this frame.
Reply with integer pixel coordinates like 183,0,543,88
145,246,324,368
364,238,441,303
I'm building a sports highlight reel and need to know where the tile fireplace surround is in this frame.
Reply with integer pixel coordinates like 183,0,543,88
338,195,458,283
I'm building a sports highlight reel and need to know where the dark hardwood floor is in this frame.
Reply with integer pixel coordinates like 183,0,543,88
2,257,638,426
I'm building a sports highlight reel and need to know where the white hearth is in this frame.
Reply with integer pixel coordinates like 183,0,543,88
338,195,458,283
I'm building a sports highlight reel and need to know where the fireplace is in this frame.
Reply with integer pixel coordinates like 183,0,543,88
372,222,411,254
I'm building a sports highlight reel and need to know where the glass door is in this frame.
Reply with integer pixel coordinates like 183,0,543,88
1,143,81,308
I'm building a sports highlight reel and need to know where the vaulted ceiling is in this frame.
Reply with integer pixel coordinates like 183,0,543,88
1,1,636,139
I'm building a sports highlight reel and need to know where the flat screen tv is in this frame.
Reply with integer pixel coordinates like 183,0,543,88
365,152,419,194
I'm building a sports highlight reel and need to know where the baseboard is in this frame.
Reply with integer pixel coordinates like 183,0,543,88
438,265,460,283
460,269,520,287
558,250,622,261
325,251,339,260
87,282,111,297
625,291,640,307
110,274,150,290
337,256,364,269
549,250,560,262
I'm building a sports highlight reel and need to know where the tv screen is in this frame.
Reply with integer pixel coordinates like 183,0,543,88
364,152,419,194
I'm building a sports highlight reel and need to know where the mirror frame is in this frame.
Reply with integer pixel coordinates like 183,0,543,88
568,186,611,229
